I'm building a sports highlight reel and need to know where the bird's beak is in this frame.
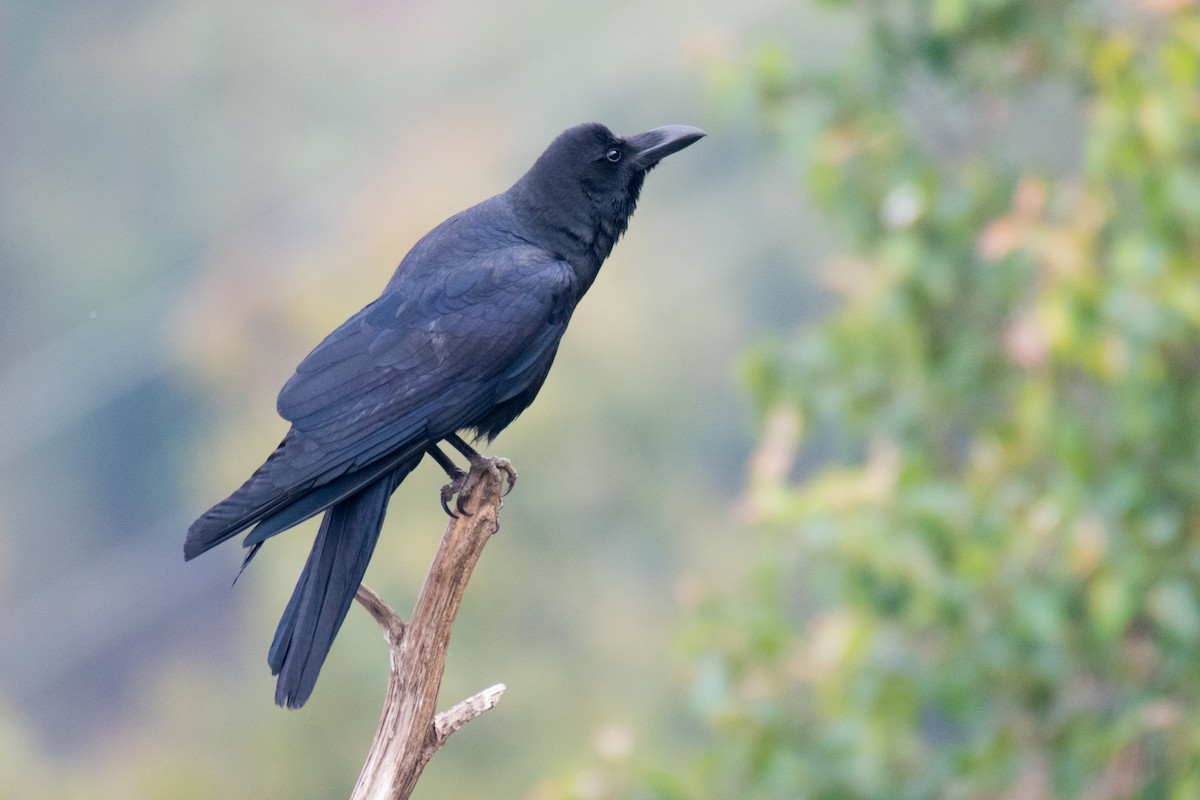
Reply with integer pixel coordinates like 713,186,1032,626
626,125,706,170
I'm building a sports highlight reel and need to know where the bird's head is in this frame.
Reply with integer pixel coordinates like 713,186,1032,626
511,122,705,265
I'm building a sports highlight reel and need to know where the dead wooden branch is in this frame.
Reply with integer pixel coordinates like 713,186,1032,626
350,458,510,800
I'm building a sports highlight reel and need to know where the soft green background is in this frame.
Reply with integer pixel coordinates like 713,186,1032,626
4,0,1199,798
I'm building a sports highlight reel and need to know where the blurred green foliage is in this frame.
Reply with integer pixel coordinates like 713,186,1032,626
546,1,1200,798
693,2,1200,797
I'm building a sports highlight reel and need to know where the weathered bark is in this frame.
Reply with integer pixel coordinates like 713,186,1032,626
350,458,510,800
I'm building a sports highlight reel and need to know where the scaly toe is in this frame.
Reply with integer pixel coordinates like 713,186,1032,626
493,458,518,496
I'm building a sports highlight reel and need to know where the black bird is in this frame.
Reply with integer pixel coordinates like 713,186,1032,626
185,122,705,708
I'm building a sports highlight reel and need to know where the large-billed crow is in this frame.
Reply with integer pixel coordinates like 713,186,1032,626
185,122,705,708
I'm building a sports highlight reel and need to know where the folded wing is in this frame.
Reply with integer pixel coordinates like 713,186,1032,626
184,248,574,559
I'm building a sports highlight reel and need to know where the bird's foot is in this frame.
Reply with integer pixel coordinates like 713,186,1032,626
439,457,518,518
440,468,469,518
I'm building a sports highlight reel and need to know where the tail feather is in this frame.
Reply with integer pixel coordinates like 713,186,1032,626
268,454,421,708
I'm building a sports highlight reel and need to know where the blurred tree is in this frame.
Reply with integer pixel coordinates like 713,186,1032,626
544,1,1200,798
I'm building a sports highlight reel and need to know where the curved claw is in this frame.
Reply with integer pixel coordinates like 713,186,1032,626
439,468,468,518
494,459,518,497
440,489,459,519
455,492,474,517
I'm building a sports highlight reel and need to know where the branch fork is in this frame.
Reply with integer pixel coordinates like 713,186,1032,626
350,457,511,800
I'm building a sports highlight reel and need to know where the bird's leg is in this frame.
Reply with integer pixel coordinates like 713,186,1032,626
427,442,466,478
427,444,468,518
446,433,517,497
445,433,480,460
431,438,478,517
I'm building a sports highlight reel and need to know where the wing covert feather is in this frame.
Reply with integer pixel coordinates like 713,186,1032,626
273,249,574,484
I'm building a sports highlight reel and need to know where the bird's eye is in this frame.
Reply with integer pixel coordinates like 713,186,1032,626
605,147,622,163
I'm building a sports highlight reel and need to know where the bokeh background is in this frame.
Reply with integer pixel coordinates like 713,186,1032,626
4,0,1200,798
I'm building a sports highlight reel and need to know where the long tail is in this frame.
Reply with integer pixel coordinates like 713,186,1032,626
267,454,421,708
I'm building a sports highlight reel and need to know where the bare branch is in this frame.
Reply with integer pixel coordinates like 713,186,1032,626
350,458,510,800
354,584,406,644
434,683,507,745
